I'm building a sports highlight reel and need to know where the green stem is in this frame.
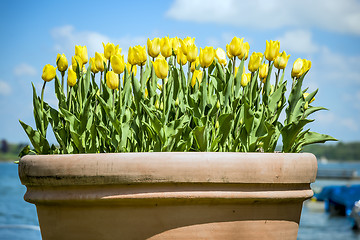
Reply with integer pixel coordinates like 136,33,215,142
118,74,121,114
40,81,47,136
61,71,65,91
162,78,166,118
233,56,236,75
275,68,280,90
68,87,73,112
113,89,115,110
100,72,103,94
187,62,191,85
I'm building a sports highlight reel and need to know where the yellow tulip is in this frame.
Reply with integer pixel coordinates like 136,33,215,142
241,72,251,87
75,45,88,64
303,92,315,104
110,54,125,74
128,47,137,66
291,58,304,78
190,57,200,72
238,42,250,60
153,57,169,79
95,52,106,72
177,48,187,65
144,88,148,99
67,66,77,87
41,64,57,82
264,40,280,62
89,57,99,74
114,47,122,57
56,53,68,72
134,45,147,66
102,43,119,60
274,51,291,69
106,71,119,90
126,62,137,76
180,37,195,55
259,63,269,81
71,55,83,72
248,52,263,72
302,59,312,73
191,69,203,88
199,46,215,68
186,44,198,63
160,37,172,58
226,44,233,59
234,66,239,76
228,37,244,57
215,48,227,66
171,37,180,55
147,38,161,58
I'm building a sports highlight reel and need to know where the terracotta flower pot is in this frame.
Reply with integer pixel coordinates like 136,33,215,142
19,152,317,240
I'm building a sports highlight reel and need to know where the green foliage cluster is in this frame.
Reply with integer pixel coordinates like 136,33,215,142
19,55,336,156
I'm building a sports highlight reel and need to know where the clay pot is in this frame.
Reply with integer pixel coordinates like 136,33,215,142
19,152,317,240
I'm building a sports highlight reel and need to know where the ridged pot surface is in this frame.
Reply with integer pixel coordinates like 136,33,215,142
19,152,317,240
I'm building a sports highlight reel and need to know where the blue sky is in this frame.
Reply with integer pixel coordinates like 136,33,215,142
1,0,360,144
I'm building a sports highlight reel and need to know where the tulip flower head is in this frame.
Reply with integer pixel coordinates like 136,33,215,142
226,44,233,59
170,37,180,55
239,42,250,60
180,37,195,55
110,54,125,74
215,48,227,66
75,45,88,64
302,59,312,73
147,38,161,58
160,37,172,58
102,43,119,60
89,57,99,74
153,57,169,79
191,57,200,72
41,64,57,82
274,51,291,69
186,44,198,63
241,72,251,87
228,37,244,57
95,52,106,72
71,55,83,72
248,52,263,72
291,58,304,78
134,45,147,66
106,71,119,90
56,53,68,72
191,69,203,88
177,48,187,65
259,63,269,82
265,40,280,62
67,66,77,87
199,47,215,68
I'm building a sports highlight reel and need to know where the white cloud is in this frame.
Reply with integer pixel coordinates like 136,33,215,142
277,30,319,54
166,0,360,35
0,80,12,96
13,63,37,77
315,111,359,132
51,25,147,60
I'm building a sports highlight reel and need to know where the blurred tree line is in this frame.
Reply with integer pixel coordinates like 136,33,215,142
303,142,360,161
0,139,27,161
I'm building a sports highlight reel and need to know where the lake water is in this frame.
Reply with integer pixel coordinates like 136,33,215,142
2,161,360,240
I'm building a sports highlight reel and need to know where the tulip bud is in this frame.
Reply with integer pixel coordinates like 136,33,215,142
155,99,160,109
259,63,268,81
186,44,198,63
75,45,88,64
41,64,57,82
89,57,99,74
274,51,291,69
177,48,187,65
175,97,179,106
302,59,312,73
199,47,215,68
134,45,147,66
264,40,280,62
56,53,68,72
215,48,227,66
110,55,125,74
72,55,83,72
106,71,119,90
180,37,195,55
147,38,161,58
67,66,77,87
144,88,148,99
238,42,250,60
160,37,172,58
102,43,119,60
291,58,304,78
152,57,169,79
226,44,233,59
215,121,219,129
95,52,106,72
241,72,251,87
128,47,137,66
191,69,202,88
229,37,244,57
216,100,220,109
171,37,180,55
248,52,263,72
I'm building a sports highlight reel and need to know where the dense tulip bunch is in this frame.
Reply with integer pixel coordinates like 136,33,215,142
19,36,336,156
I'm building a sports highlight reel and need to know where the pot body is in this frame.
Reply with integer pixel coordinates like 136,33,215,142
19,152,317,240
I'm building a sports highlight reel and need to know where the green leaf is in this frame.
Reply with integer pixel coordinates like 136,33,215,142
218,113,234,145
18,145,30,158
19,120,50,154
281,119,313,152
193,126,207,151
